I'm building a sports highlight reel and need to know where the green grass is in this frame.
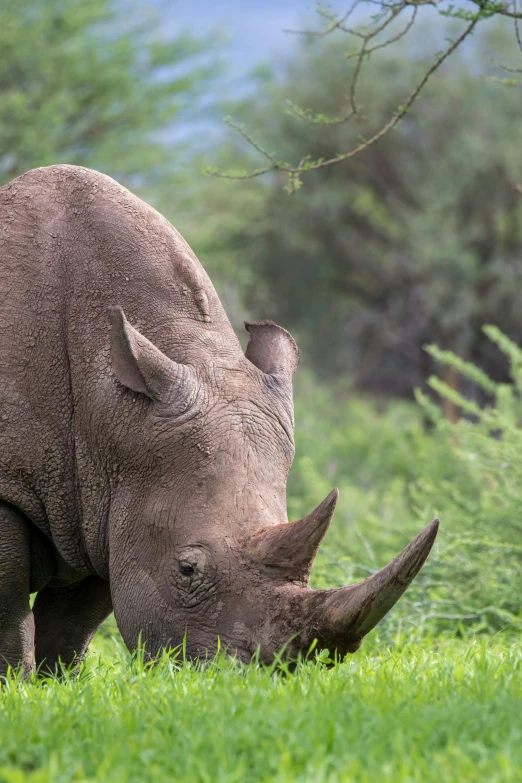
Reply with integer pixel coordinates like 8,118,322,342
1,635,520,783
4,364,522,783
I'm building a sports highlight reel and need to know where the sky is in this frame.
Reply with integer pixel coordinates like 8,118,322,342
159,0,341,74
147,0,346,142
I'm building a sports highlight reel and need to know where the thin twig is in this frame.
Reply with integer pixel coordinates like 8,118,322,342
224,118,278,164
499,61,522,71
469,0,522,17
285,100,357,125
346,5,418,59
514,0,522,48
283,2,359,37
484,75,522,85
347,4,409,112
342,6,401,40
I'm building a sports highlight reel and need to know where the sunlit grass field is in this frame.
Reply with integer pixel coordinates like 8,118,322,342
1,632,520,783
2,375,522,783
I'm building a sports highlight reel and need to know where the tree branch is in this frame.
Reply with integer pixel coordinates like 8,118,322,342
209,0,522,191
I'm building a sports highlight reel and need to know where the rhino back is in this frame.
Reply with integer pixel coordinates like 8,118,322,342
0,164,243,573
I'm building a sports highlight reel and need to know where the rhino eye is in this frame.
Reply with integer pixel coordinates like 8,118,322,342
179,562,195,577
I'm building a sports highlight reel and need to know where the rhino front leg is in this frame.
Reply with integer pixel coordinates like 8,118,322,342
0,501,35,678
33,576,113,675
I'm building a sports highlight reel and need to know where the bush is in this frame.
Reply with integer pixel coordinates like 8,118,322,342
413,326,522,634
289,329,522,640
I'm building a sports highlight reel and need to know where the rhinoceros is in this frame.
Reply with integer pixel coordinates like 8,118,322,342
0,164,438,676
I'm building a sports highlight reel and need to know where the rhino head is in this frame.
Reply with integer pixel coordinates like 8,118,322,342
105,307,438,664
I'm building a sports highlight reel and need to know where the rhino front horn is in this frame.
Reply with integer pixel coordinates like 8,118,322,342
299,518,439,655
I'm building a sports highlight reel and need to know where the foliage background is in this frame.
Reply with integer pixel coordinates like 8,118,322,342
1,0,521,641
2,3,522,781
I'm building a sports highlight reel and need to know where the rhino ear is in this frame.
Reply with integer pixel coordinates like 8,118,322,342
107,306,198,410
244,320,299,379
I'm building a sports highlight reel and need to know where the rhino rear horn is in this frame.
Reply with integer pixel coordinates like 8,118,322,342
108,306,199,411
255,489,338,579
245,320,299,379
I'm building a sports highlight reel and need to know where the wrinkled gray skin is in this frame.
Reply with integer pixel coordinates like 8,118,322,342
0,165,438,676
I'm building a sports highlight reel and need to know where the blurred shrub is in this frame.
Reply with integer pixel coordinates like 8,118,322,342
290,331,522,639
412,326,522,634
